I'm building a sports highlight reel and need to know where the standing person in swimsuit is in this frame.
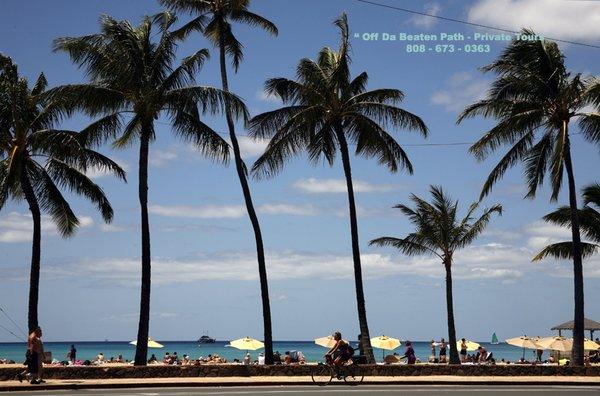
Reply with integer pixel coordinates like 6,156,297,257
439,338,447,363
27,327,44,384
459,338,468,363
325,332,352,366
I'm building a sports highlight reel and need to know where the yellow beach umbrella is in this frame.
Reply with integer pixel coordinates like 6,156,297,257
371,335,401,360
536,336,571,352
129,337,164,348
228,337,264,351
314,335,347,349
506,336,541,360
457,339,480,351
584,339,600,350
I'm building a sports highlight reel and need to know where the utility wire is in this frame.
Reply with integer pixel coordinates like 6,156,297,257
0,306,27,338
0,322,25,342
353,0,600,49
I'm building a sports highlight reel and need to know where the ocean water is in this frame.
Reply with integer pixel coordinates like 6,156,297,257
0,341,536,364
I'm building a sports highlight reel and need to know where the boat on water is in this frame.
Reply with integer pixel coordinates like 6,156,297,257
491,332,499,345
198,334,216,344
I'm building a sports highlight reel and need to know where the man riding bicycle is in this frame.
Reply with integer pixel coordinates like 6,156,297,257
325,332,354,366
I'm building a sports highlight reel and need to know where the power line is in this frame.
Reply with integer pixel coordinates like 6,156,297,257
0,306,27,338
353,0,600,49
0,322,25,342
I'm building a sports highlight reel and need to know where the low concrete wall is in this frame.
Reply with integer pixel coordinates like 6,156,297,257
1,364,600,380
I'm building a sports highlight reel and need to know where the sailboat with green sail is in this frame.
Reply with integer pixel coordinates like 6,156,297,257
491,332,499,345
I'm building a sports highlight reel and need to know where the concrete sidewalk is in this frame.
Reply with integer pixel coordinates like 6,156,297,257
2,376,600,392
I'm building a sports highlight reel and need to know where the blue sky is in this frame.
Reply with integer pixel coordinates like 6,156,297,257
1,0,599,343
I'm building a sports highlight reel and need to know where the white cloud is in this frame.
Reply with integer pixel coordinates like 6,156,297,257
149,149,178,167
150,205,247,219
293,178,398,194
100,224,127,233
409,3,441,29
255,89,279,103
431,72,489,113
258,204,320,216
41,246,528,286
230,136,270,159
524,220,572,251
0,212,94,243
150,202,390,219
467,0,600,42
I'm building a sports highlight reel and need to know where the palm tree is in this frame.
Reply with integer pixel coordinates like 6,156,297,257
533,183,600,262
53,13,248,365
0,54,124,332
158,0,278,364
248,14,427,364
370,186,502,364
457,29,600,365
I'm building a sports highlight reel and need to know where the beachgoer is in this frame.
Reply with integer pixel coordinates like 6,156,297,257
325,332,353,366
148,354,157,364
400,341,416,364
439,338,447,363
96,352,105,364
68,345,76,364
284,351,293,364
273,351,282,364
429,339,437,363
25,327,44,384
116,354,124,363
459,339,468,363
258,352,265,365
172,352,179,365
477,346,488,363
243,353,251,365
163,352,171,364
536,349,543,362
182,354,190,365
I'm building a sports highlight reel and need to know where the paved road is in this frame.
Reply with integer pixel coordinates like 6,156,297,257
10,386,600,396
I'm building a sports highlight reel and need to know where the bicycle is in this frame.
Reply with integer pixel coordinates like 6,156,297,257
310,358,364,386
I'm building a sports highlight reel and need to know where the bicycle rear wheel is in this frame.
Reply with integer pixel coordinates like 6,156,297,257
310,363,333,386
341,364,364,385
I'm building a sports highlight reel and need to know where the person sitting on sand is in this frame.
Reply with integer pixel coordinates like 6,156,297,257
163,352,171,364
148,354,158,364
96,353,105,365
181,354,190,365
273,351,282,365
115,354,124,363
325,332,353,367
477,346,488,363
243,353,251,365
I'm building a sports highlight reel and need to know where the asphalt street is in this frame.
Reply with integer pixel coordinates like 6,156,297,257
8,385,600,396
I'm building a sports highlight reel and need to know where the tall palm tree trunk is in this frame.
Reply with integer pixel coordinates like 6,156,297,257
134,130,152,366
218,34,273,365
444,262,459,364
563,122,584,366
335,127,375,364
21,168,41,333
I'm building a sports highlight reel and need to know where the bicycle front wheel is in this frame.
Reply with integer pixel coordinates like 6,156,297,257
342,364,364,385
310,363,333,386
